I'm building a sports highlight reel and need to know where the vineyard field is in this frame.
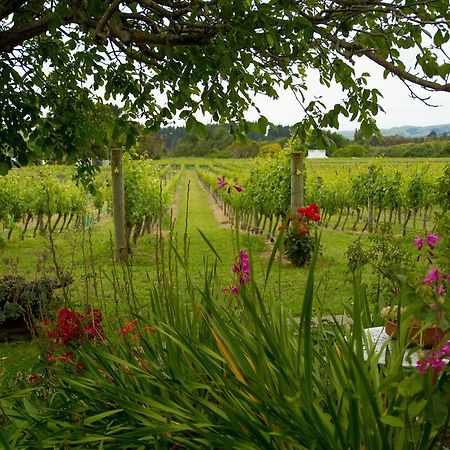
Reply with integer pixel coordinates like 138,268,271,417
195,157,450,238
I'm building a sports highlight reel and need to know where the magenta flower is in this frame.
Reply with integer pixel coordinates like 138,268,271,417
438,284,445,296
426,234,441,249
238,250,251,284
414,237,423,250
222,285,239,296
417,353,446,373
437,341,450,358
421,268,441,285
233,184,243,193
231,251,251,286
217,177,228,190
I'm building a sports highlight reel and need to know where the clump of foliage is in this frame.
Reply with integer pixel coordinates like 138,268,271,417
45,307,104,366
0,275,71,328
346,224,410,317
284,203,321,267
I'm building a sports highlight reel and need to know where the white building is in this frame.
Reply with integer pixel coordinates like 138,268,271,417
307,149,327,158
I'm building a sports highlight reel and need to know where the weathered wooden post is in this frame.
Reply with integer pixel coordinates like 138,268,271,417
290,151,305,214
111,147,128,261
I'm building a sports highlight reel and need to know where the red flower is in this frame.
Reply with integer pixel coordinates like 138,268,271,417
297,203,320,222
299,227,310,236
58,351,74,362
118,319,139,336
278,226,283,232
75,362,86,372
142,326,157,334
27,374,43,384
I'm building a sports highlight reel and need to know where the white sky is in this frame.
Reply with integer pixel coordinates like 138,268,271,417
245,59,450,132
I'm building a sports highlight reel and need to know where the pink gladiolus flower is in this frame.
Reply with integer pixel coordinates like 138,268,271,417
238,250,251,284
233,184,243,193
417,353,446,373
217,177,228,190
438,341,450,357
414,237,423,250
222,285,239,296
421,268,441,285
230,251,251,286
438,284,445,296
426,234,441,249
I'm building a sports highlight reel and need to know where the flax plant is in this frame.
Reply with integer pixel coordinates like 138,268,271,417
0,231,449,449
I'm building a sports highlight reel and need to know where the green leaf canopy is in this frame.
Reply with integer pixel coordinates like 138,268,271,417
0,0,449,164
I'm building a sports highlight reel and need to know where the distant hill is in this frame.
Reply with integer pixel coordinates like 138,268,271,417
339,123,450,140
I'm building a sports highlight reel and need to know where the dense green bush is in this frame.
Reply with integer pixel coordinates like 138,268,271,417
0,275,71,336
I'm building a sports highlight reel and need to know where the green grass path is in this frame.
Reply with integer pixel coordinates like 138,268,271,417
171,169,265,288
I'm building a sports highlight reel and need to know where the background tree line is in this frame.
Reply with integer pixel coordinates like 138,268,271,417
135,123,450,159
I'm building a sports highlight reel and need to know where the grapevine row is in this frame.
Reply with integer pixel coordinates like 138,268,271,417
198,157,450,237
0,160,182,242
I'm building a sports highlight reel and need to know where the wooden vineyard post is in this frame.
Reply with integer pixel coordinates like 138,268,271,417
111,147,128,262
290,151,305,214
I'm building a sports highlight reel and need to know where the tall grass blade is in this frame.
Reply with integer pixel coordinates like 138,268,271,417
263,228,283,289
299,232,320,406
197,228,223,263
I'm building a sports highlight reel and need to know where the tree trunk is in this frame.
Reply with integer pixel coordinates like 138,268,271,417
352,208,362,231
375,207,382,225
261,215,267,234
33,213,43,237
133,221,142,244
125,221,133,252
341,207,350,231
403,209,412,236
66,213,74,230
52,213,62,232
144,215,153,234
267,215,273,240
333,208,343,230
21,213,32,240
43,214,51,233
60,213,67,233
388,207,395,224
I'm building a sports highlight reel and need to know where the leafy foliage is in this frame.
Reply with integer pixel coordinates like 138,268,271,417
0,275,70,326
1,239,449,448
1,1,450,167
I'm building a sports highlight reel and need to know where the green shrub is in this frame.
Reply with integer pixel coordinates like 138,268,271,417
0,275,70,326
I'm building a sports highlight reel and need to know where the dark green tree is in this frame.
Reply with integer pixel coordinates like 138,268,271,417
1,0,450,169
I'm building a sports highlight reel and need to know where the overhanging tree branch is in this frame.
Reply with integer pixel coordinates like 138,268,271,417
315,27,450,92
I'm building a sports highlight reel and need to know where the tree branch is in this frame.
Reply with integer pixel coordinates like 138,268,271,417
315,27,450,92
94,0,121,43
0,11,69,52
